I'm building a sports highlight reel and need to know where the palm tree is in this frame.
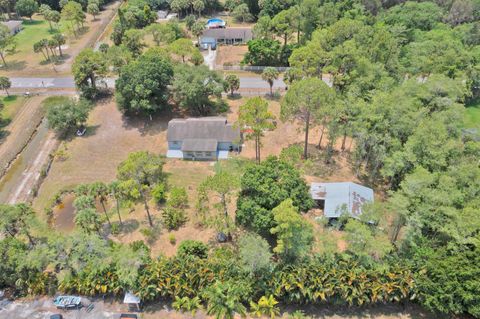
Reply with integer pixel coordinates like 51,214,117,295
261,67,279,96
109,181,124,225
73,195,95,211
75,208,102,235
205,282,247,319
89,182,112,227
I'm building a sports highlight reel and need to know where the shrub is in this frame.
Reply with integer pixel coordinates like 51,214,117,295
172,296,202,314
140,227,157,243
162,206,186,230
177,240,208,259
250,295,280,319
152,183,166,204
169,233,176,245
168,186,188,209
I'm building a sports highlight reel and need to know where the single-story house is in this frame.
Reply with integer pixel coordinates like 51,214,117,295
310,182,374,219
200,27,253,46
1,20,22,35
166,117,241,160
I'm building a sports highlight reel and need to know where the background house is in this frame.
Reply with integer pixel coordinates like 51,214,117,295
1,21,22,35
310,182,374,219
166,117,241,160
200,27,253,48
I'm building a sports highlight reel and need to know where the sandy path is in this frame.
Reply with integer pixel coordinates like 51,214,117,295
6,129,59,204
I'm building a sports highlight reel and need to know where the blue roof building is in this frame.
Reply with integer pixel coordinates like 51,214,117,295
310,182,374,219
206,18,226,28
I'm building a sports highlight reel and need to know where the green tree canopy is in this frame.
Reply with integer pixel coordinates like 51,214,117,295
238,233,272,275
238,97,275,163
72,48,108,99
261,67,279,96
223,74,240,96
171,64,224,115
236,156,314,236
45,98,91,134
0,24,16,67
281,77,336,158
0,76,11,96
270,199,314,263
116,48,173,114
15,0,39,19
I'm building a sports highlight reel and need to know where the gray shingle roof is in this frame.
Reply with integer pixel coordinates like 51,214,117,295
167,117,240,143
201,28,253,41
310,182,374,218
182,138,218,152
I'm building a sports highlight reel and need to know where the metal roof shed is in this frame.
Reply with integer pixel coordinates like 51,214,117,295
124,291,141,312
310,182,374,218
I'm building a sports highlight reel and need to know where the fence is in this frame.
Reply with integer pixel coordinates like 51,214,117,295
217,65,290,72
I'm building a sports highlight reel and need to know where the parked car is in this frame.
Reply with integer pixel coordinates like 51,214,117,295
50,315,63,319
120,314,138,319
53,295,82,309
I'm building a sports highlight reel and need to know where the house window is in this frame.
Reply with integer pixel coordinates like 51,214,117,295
204,152,212,157
194,152,203,157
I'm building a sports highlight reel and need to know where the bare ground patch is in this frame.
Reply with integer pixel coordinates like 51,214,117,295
216,45,249,66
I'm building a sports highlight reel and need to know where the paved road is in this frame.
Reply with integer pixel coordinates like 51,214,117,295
10,76,287,90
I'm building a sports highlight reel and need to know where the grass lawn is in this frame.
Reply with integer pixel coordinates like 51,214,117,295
12,19,59,57
1,18,64,73
0,95,26,121
464,99,480,129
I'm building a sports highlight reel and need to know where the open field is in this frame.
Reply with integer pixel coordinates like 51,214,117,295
34,96,359,210
31,96,359,257
0,1,121,76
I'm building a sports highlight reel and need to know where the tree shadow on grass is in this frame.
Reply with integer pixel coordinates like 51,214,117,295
121,107,176,137
1,60,27,71
0,129,11,142
77,26,90,37
226,92,242,100
119,219,140,234
21,20,44,26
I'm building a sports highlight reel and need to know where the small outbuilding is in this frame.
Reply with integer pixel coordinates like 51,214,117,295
156,10,168,19
123,291,141,312
167,117,241,160
310,182,374,219
1,20,22,35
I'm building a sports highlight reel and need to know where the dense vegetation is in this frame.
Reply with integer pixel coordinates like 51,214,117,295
0,0,479,317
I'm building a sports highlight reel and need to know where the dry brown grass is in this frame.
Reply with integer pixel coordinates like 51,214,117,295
35,96,359,256
33,98,169,210
216,45,248,66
